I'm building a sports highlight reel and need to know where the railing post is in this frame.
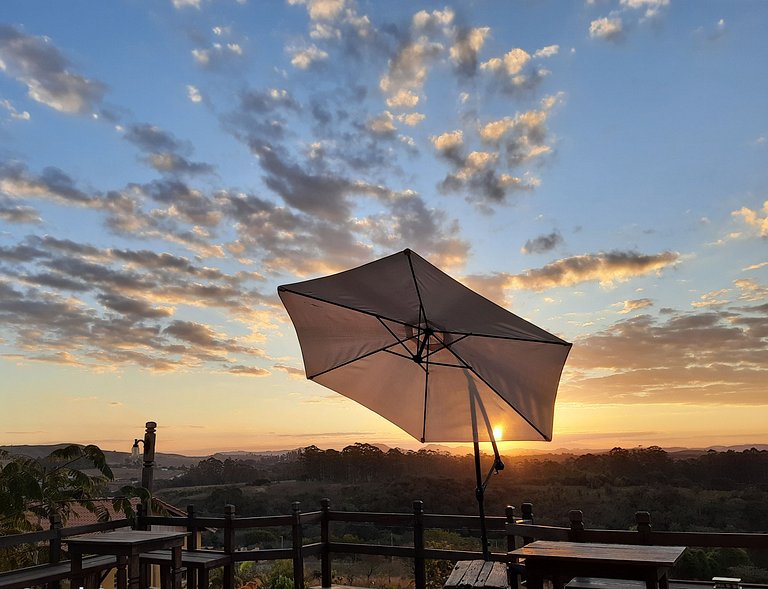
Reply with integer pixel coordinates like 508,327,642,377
505,506,516,552
47,514,62,589
320,498,332,588
569,510,584,542
292,502,305,589
187,505,199,589
223,505,236,589
636,511,652,545
413,500,425,589
521,503,534,545
505,506,524,589
137,503,148,531
141,421,157,516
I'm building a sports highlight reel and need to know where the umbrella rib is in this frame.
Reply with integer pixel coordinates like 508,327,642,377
307,318,425,379
422,344,429,442
405,251,431,443
306,344,399,379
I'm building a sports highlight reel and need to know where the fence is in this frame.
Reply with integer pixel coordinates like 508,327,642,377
3,502,768,589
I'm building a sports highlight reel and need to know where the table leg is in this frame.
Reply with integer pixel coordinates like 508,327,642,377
525,570,545,589
115,556,128,589
659,572,670,589
128,555,141,589
71,551,84,589
170,545,183,589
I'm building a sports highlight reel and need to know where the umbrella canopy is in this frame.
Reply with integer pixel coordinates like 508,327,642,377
278,248,571,557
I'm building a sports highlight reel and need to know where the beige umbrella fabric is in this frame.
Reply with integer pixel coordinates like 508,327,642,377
278,248,571,558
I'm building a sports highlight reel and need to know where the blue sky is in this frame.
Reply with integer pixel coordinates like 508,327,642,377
1,0,766,455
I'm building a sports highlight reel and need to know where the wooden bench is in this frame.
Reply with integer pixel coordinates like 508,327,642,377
444,560,510,589
140,549,231,589
0,555,117,589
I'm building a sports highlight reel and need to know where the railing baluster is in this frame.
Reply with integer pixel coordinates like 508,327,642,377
187,505,199,589
569,510,585,542
321,498,332,588
413,500,425,589
292,502,305,589
223,504,235,589
636,511,652,545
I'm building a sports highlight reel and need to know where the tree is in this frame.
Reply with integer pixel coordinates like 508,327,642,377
0,445,147,534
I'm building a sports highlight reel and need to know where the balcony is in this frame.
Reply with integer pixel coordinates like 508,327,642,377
2,501,768,589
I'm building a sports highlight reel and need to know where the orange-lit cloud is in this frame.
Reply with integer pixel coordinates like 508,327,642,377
732,200,768,237
564,302,768,404
616,298,653,314
466,250,679,297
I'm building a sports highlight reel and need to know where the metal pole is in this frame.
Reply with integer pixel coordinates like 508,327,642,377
467,373,490,561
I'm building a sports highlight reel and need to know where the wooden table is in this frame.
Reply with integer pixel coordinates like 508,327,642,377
67,530,189,589
509,541,686,589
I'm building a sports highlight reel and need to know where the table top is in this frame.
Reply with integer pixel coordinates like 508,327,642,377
509,541,686,567
67,530,188,555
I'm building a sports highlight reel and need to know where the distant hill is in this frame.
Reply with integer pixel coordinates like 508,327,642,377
0,444,204,468
4,442,767,466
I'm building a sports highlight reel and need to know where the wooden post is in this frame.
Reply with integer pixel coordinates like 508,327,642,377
136,503,147,531
48,514,62,589
521,503,534,545
413,500,425,589
505,506,524,589
223,504,236,589
141,421,157,516
505,506,516,552
569,510,584,542
292,502,305,589
135,503,151,587
187,505,199,589
636,511,652,545
320,498,332,588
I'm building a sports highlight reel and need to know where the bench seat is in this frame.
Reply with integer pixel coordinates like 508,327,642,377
0,555,117,589
444,560,510,589
566,578,646,589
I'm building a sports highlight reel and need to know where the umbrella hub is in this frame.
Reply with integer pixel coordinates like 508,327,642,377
408,324,450,365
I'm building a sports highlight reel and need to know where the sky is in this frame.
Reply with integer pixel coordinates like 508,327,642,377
0,0,766,457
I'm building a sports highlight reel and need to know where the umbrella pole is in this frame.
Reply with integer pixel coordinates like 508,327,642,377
473,438,490,560
468,374,491,561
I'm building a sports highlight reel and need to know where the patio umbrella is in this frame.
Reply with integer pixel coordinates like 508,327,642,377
278,248,571,559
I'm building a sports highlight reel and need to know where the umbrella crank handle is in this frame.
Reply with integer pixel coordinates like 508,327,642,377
481,458,505,491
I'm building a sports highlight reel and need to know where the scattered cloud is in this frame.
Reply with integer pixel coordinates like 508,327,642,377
694,18,727,43
589,16,624,42
533,45,559,59
172,0,201,9
732,200,768,238
616,298,654,314
691,289,730,309
289,44,329,69
186,85,203,103
0,235,272,372
0,98,30,121
466,250,680,294
0,24,106,114
620,0,669,21
123,123,216,176
522,231,564,254
566,303,768,404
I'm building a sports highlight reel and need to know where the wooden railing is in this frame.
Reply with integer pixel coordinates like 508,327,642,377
3,502,768,589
